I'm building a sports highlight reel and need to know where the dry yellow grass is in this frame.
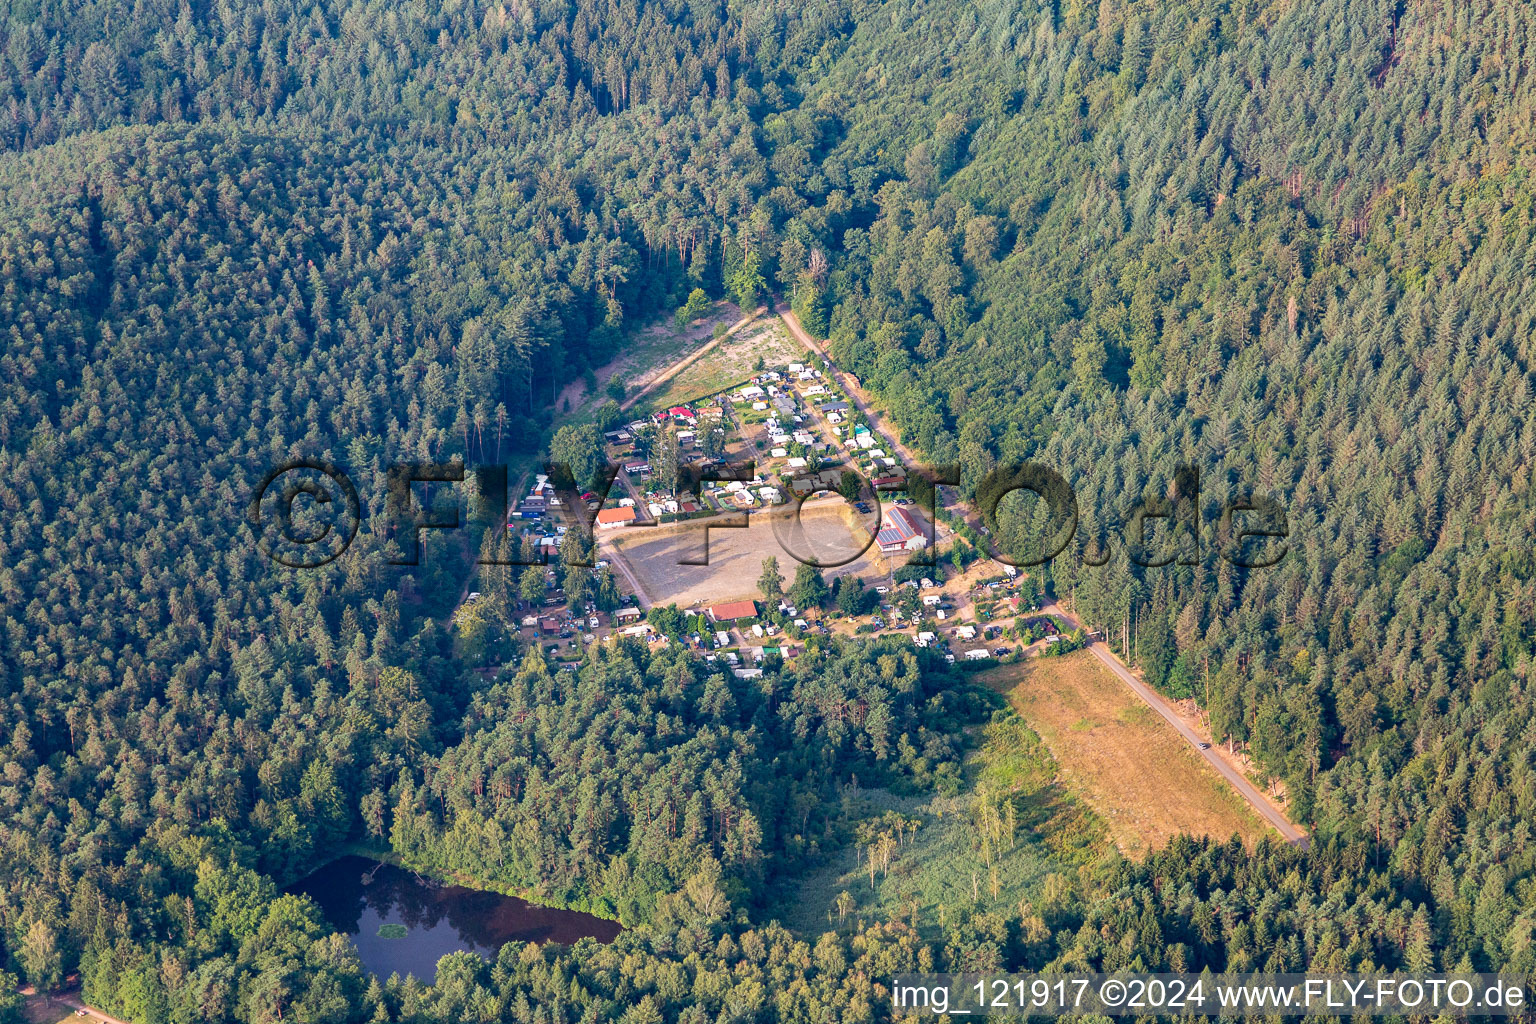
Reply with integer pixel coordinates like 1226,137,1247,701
978,652,1266,858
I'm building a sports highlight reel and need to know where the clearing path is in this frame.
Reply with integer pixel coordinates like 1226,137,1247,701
1043,602,1308,847
619,305,766,412
980,652,1267,857
551,303,744,422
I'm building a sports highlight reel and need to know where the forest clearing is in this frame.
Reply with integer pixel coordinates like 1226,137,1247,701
551,300,746,426
779,712,1106,939
629,317,807,416
979,654,1267,857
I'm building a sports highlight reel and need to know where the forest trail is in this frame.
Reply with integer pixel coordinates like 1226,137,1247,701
1043,602,1309,847
56,994,133,1024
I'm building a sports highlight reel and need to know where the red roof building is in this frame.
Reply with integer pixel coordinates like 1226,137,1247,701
876,505,929,554
595,506,638,528
708,600,758,622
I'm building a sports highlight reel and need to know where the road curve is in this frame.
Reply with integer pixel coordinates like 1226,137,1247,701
1043,602,1309,847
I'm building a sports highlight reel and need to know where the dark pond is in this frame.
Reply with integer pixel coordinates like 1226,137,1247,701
289,855,621,982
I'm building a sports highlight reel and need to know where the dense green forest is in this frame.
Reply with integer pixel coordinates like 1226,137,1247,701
4,0,1536,1020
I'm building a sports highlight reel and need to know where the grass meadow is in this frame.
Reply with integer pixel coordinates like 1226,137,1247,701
777,709,1109,939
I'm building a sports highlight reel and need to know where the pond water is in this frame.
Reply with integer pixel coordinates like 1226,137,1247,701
289,855,621,982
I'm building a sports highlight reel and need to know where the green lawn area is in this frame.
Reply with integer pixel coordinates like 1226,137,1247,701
775,710,1110,939
559,330,701,423
735,404,771,426
550,302,746,431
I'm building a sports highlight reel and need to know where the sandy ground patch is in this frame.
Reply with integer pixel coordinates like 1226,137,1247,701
606,503,907,609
